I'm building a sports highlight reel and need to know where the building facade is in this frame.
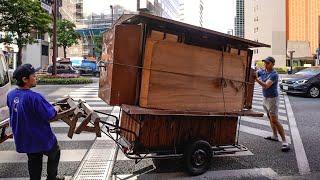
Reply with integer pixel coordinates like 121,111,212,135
179,0,204,27
286,0,320,56
245,0,320,67
245,0,287,67
61,0,180,58
235,0,244,38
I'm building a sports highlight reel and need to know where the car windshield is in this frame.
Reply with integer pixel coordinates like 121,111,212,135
295,68,320,76
71,60,82,66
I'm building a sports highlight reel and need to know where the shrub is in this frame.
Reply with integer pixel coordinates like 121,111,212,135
43,74,80,78
11,76,93,85
37,76,93,84
274,67,287,74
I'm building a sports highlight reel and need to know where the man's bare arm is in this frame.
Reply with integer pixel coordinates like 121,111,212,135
256,78,274,89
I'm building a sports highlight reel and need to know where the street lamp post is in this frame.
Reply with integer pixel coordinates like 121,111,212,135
110,5,114,25
288,50,295,74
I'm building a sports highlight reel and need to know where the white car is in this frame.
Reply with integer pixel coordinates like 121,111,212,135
0,51,11,143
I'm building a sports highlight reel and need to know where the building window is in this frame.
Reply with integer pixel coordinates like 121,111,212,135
41,45,49,56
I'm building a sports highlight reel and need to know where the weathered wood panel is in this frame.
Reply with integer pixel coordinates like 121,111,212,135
139,40,247,112
98,24,142,105
120,108,238,152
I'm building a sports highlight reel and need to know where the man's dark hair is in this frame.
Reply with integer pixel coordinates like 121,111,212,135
13,64,36,87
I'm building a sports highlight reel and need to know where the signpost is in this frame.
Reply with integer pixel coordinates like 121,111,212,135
41,1,52,14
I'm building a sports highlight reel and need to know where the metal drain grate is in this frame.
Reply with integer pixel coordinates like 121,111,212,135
73,107,120,180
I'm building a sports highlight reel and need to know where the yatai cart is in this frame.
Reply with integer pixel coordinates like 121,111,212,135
42,12,270,176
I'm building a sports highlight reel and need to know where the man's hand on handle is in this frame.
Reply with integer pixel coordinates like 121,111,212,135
54,106,62,113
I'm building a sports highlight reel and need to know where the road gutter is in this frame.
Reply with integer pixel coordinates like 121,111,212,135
72,106,120,180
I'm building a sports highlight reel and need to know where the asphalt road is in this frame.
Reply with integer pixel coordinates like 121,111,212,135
288,94,320,173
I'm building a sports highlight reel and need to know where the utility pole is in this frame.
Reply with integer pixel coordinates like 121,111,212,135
288,50,295,74
52,0,58,75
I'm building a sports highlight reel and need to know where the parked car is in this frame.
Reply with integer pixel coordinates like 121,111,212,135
70,58,99,76
47,64,80,75
280,66,320,98
0,50,11,142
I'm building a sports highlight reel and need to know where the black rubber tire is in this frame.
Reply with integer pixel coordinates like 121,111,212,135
308,86,320,98
184,140,212,176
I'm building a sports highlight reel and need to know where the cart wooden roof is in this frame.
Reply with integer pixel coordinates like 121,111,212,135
112,12,270,50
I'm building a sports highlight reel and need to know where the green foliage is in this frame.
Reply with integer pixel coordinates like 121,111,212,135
255,60,264,68
57,19,80,58
37,76,93,84
274,67,287,74
92,35,102,58
0,0,52,65
11,76,93,85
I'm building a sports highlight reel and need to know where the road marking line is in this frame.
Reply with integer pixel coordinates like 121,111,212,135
252,105,286,114
240,125,291,144
241,117,289,130
253,95,284,100
7,133,96,142
247,110,288,121
284,95,310,175
86,101,108,105
0,150,87,163
252,100,285,108
66,94,98,97
0,176,72,180
69,92,98,95
72,97,101,101
112,168,278,180
92,106,113,111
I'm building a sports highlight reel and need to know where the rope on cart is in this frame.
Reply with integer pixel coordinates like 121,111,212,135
101,61,254,87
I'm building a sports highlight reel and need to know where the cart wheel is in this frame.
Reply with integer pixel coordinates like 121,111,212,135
184,140,212,176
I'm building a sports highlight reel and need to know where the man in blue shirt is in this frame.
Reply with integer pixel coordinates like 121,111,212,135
255,57,290,152
7,64,64,180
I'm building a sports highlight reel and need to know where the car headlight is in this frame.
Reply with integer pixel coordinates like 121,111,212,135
295,79,308,84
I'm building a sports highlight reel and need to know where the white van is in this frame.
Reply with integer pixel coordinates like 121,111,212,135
0,51,11,143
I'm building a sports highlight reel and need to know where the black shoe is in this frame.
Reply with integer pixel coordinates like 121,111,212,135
281,143,290,152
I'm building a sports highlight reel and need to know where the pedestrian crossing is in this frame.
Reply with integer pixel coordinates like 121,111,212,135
0,85,112,179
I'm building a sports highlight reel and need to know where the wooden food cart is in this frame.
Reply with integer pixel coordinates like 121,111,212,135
96,12,269,175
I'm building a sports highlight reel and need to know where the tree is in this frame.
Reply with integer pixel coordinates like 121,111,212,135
0,0,51,66
57,19,80,58
92,35,103,58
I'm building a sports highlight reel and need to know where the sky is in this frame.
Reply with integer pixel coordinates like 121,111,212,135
83,0,236,34
203,0,236,33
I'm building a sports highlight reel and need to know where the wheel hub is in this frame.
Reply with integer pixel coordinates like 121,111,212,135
192,149,207,166
310,87,319,97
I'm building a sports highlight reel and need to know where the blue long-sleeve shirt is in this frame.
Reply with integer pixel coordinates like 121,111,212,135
7,88,57,153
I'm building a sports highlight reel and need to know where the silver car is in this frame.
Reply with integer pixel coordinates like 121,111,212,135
0,51,11,142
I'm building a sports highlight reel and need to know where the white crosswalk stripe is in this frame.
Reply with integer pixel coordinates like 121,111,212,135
240,84,291,142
